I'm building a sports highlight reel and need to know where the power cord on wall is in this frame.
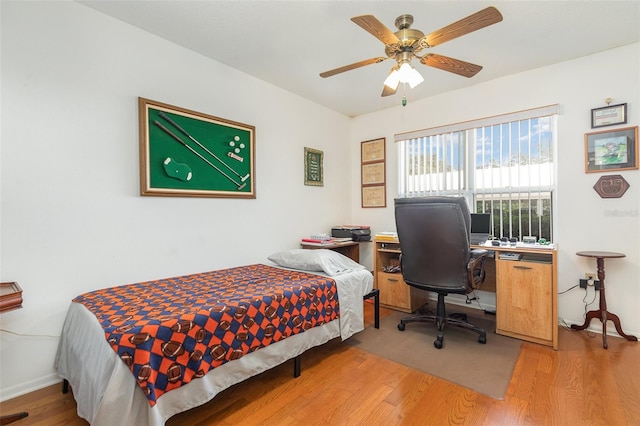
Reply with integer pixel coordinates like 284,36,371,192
465,289,495,315
556,284,598,337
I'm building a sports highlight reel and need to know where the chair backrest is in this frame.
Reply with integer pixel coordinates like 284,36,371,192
394,196,471,293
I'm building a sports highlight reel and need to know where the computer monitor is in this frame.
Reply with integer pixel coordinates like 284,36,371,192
470,213,491,234
470,213,491,244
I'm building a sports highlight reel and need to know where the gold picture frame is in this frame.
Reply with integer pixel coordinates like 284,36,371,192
361,138,386,208
139,98,256,198
584,126,638,173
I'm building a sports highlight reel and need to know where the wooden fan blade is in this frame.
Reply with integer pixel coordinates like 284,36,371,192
351,15,400,45
423,6,503,48
319,57,387,78
420,53,482,78
381,84,397,97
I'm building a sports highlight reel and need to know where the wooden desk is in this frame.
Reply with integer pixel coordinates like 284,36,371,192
300,241,359,263
571,251,637,349
474,244,558,349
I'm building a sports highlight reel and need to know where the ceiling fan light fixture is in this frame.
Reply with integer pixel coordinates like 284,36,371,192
397,61,424,88
383,68,401,90
407,67,424,88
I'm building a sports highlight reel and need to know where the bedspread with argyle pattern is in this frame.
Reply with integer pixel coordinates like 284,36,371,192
73,264,339,405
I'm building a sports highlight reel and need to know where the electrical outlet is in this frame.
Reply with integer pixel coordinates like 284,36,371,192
579,278,600,290
585,273,596,281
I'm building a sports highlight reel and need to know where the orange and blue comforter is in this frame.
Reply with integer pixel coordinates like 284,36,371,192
73,264,339,405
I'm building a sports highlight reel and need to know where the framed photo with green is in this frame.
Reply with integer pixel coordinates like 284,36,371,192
139,97,255,198
584,126,638,173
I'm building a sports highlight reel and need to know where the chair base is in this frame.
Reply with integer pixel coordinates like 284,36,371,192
397,294,487,349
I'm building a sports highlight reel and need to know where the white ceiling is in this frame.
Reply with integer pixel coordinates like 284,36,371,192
79,1,640,117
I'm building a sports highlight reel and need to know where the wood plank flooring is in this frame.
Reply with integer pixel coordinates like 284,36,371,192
1,302,639,425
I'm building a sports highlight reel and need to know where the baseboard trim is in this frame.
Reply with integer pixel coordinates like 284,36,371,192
0,372,61,402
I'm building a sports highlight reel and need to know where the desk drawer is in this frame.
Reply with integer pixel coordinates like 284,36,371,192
376,272,410,310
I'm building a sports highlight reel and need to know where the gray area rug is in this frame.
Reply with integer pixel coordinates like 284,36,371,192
347,311,522,400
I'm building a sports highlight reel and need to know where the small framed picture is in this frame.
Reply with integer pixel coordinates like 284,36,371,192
361,162,385,185
584,126,638,173
361,138,385,163
591,103,627,128
362,185,386,208
304,147,323,186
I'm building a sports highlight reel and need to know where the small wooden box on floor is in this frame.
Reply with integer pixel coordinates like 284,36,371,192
373,237,428,313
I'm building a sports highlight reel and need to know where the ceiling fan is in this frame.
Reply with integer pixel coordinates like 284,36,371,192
319,6,503,97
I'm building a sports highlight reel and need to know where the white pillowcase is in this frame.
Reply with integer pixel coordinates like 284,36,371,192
267,249,366,276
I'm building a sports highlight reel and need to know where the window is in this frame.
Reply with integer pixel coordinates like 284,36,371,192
396,105,558,241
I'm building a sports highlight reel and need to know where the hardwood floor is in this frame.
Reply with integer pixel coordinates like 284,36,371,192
1,302,639,425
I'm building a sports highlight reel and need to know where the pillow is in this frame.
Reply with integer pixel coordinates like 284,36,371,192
267,249,366,276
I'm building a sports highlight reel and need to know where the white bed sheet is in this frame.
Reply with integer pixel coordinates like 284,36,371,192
55,267,373,426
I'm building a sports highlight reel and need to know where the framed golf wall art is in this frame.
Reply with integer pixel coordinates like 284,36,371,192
139,98,255,198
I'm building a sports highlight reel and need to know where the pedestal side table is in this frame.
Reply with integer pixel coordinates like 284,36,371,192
571,251,637,349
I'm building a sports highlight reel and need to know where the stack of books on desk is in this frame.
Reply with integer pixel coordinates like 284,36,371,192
375,231,398,242
301,236,353,246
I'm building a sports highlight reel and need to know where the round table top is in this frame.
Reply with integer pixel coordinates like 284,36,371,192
576,251,625,259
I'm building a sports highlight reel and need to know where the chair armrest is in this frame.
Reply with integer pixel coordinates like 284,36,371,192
470,248,488,259
467,250,488,290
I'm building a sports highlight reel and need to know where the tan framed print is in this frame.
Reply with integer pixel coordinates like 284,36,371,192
361,137,386,208
362,185,386,208
362,162,385,185
361,138,385,163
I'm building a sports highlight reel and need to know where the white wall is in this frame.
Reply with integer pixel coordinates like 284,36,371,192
2,0,639,402
0,1,351,399
350,43,640,337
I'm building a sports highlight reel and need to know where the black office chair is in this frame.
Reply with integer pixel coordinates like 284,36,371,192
394,196,488,349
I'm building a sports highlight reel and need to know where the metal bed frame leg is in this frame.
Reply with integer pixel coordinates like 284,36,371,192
292,289,380,377
293,355,301,378
363,288,380,329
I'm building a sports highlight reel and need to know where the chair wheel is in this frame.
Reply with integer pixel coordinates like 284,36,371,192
434,339,443,349
398,323,405,331
478,335,487,344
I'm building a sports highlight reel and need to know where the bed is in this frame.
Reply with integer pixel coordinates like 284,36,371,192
55,249,376,425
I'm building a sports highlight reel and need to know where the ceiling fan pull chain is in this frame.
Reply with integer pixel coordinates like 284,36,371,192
402,84,407,107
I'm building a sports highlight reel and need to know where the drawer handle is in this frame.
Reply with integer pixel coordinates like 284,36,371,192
387,278,399,282
514,265,532,270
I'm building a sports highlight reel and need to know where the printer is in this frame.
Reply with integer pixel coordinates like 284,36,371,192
331,226,371,242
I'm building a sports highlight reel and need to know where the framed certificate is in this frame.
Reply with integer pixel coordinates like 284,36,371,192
361,138,386,208
362,185,386,208
362,162,385,185
591,103,627,129
361,138,385,163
